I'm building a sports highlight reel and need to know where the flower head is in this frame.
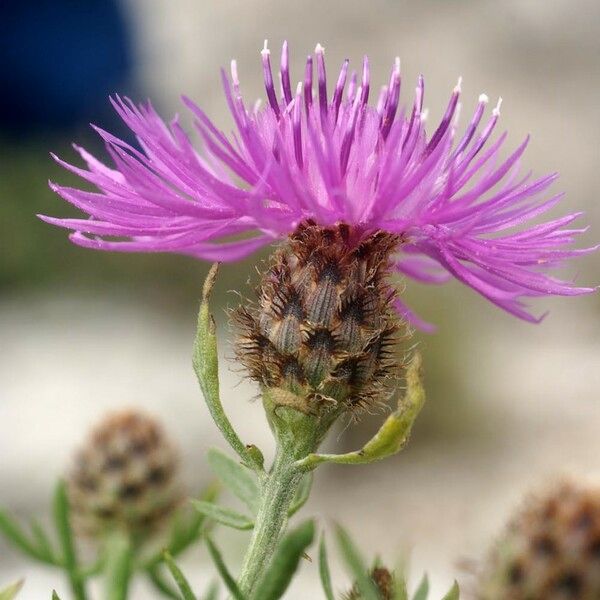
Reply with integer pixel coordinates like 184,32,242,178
235,221,405,416
478,479,600,600
68,410,182,539
43,41,596,329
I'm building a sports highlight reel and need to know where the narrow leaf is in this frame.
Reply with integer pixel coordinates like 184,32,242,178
335,525,381,600
30,520,58,564
205,536,246,600
395,574,408,600
441,581,459,600
52,481,86,600
318,536,334,600
202,581,219,600
191,500,253,530
207,448,260,513
0,579,24,600
52,481,76,568
163,552,196,600
146,566,180,600
411,574,429,600
288,473,313,517
51,593,62,600
253,520,315,600
193,264,262,471
296,353,425,470
0,510,47,562
104,533,133,600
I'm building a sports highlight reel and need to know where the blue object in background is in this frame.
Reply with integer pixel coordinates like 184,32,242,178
0,0,133,136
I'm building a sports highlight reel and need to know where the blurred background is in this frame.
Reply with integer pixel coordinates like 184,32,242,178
1,0,599,597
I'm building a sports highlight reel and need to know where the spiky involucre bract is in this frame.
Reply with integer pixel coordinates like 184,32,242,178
68,410,182,539
478,480,600,600
235,221,407,415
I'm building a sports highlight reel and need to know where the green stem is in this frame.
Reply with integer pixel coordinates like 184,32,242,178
104,532,134,600
237,442,304,597
52,481,87,600
65,571,86,600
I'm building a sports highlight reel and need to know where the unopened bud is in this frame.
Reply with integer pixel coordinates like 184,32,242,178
478,479,600,599
344,567,395,600
68,410,182,539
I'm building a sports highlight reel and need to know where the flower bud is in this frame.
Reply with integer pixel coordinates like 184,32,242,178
235,221,407,417
68,410,182,539
478,479,600,599
344,567,395,600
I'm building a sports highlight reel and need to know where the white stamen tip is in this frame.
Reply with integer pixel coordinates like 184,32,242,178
479,93,489,104
395,56,401,72
315,43,325,55
230,60,239,84
420,108,429,122
261,39,270,56
296,81,303,96
454,76,463,93
493,97,503,116
453,102,462,125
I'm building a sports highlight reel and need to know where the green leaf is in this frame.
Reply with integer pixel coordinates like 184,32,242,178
163,552,196,600
318,536,334,600
30,519,58,565
104,533,133,600
334,525,381,600
204,536,246,600
191,500,253,530
287,473,313,517
441,581,459,600
193,264,262,472
202,581,219,600
252,520,315,600
146,566,180,599
296,353,425,470
52,481,86,600
0,579,24,600
0,510,48,563
207,448,260,513
411,574,429,600
394,573,408,600
51,592,62,600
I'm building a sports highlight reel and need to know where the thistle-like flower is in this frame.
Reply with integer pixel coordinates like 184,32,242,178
42,41,595,330
68,410,182,539
478,479,600,599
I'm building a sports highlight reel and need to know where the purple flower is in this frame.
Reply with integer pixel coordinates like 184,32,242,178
43,41,596,330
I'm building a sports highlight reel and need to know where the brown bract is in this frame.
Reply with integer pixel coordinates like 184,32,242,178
68,410,182,539
234,220,408,415
478,479,600,600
